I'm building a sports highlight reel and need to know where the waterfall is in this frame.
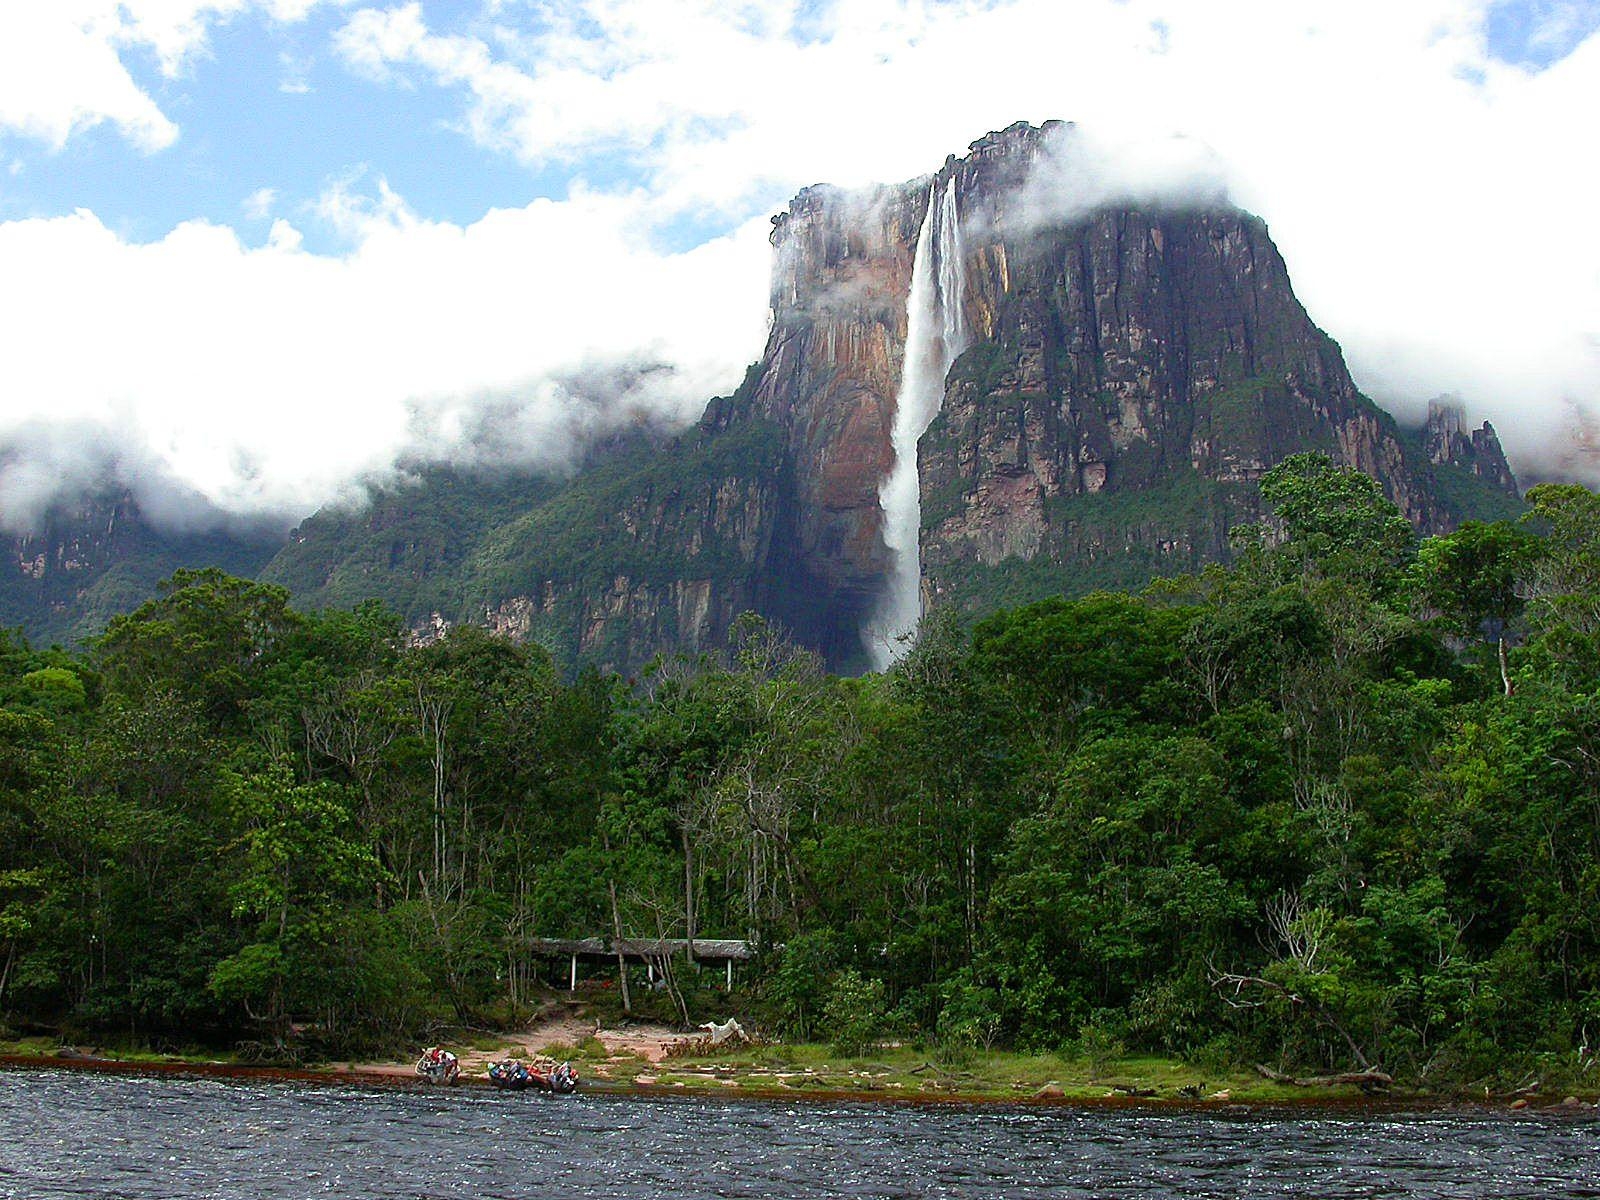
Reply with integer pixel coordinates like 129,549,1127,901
865,178,968,670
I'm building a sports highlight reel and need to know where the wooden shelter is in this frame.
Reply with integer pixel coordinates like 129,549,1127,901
525,937,755,990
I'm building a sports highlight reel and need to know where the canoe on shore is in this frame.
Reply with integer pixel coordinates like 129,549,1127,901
487,1059,578,1093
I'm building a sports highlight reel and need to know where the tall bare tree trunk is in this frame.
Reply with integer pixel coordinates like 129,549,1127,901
682,827,696,966
601,828,631,1016
414,685,451,893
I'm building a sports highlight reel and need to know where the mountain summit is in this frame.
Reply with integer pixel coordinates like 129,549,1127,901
8,123,1521,666
503,119,1512,670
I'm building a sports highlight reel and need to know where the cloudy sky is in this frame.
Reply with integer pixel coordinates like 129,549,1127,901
1,0,1597,531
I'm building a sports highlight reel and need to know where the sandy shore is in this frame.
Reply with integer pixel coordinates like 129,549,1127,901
328,1009,688,1083
8,1013,1597,1112
7,1050,1598,1114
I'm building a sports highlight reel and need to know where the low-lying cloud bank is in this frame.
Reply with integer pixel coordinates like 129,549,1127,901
0,190,772,534
1,1,1597,537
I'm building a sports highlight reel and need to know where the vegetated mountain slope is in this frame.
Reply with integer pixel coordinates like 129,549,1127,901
10,121,1521,666
1,493,279,647
259,403,810,675
260,465,568,633
261,122,1522,675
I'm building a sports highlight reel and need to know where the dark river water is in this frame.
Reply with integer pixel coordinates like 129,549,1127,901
3,1068,1598,1199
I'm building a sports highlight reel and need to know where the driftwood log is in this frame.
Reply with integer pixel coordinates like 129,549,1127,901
699,1017,748,1046
1255,1063,1393,1091
662,1017,753,1059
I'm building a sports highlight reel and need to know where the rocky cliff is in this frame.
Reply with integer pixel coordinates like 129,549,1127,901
23,121,1521,668
257,121,1522,674
740,120,1520,652
1421,397,1519,494
1,493,279,645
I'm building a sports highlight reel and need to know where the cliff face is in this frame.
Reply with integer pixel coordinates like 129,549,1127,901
2,493,278,645
744,120,1519,648
282,123,1521,671
1422,397,1519,495
744,183,925,653
259,121,1522,674
461,415,790,673
0,123,1531,663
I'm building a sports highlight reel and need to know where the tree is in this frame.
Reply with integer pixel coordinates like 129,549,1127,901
984,733,1249,1047
1414,520,1537,695
95,569,300,729
1180,589,1325,713
1521,483,1600,685
209,768,384,1040
1259,452,1416,586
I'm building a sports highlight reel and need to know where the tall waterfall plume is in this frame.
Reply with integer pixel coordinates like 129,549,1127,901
865,178,969,669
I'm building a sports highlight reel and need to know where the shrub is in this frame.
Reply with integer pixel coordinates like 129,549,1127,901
823,969,885,1058
1076,1023,1126,1079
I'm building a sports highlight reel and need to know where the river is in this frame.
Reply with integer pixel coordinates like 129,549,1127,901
3,1068,1597,1198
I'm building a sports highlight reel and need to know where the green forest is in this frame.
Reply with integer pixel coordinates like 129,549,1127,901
2,455,1597,1092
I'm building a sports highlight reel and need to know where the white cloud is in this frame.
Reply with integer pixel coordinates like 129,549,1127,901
1000,125,1232,232
243,187,278,219
2,0,1598,536
0,186,771,530
0,3,181,151
329,0,1600,481
0,1,339,151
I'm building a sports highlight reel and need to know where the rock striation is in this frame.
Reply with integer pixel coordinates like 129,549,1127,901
742,121,1519,656
1,492,278,645
236,122,1526,672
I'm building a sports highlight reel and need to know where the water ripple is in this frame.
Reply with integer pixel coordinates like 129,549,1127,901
2,1068,1597,1199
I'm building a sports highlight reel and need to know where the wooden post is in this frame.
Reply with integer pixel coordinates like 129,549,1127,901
569,954,577,992
726,959,733,990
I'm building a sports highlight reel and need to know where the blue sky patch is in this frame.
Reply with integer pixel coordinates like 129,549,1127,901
0,4,578,251
1485,0,1600,68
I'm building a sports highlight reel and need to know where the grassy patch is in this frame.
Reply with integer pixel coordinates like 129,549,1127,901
652,1040,1330,1103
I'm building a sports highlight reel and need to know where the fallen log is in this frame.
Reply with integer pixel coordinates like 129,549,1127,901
1255,1064,1393,1091
699,1017,748,1046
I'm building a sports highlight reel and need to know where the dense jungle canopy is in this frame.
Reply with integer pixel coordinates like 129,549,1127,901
2,456,1597,1089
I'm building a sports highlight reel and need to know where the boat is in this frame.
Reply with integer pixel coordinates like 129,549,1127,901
487,1059,579,1093
415,1046,461,1085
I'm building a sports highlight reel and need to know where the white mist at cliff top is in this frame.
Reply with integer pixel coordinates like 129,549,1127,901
865,179,969,670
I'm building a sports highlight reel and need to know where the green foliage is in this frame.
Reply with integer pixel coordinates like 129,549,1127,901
1414,520,1536,633
1520,483,1600,682
935,973,1002,1056
210,767,385,1033
17,668,87,712
1424,461,1526,526
1260,452,1416,580
1075,1022,1127,1079
260,467,566,619
94,567,300,728
764,931,841,1043
1,479,1599,1087
822,968,886,1058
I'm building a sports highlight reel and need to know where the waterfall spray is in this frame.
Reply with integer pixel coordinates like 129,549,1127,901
865,178,969,670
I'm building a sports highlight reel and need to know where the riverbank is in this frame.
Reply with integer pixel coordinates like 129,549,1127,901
6,1020,1597,1111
